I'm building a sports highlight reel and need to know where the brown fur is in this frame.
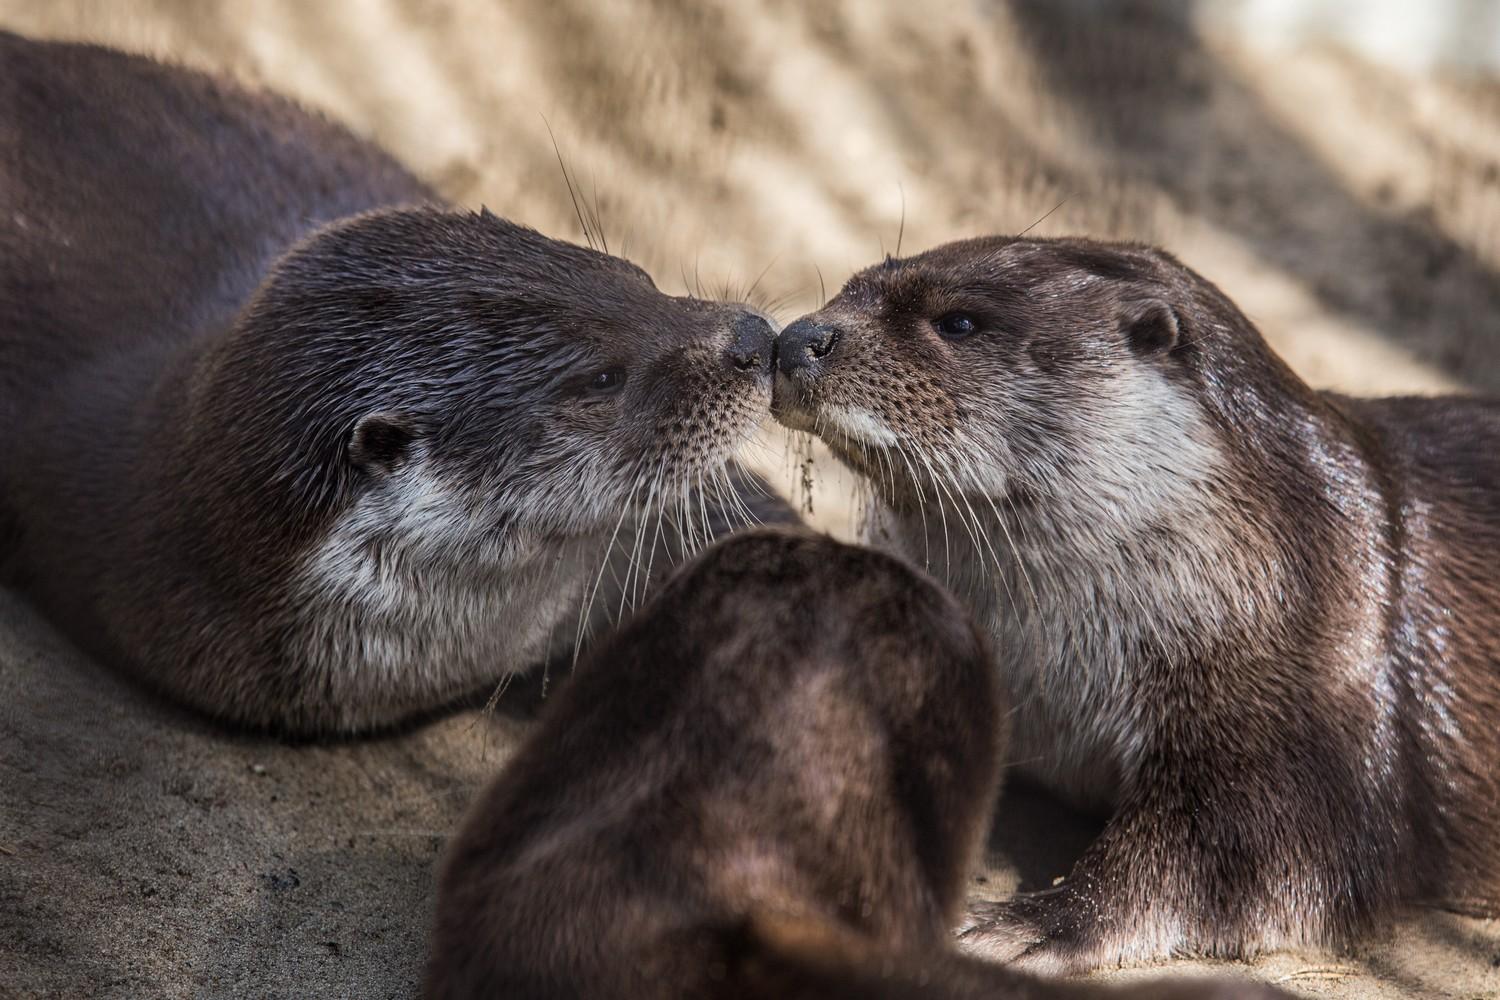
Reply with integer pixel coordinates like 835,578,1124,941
0,31,790,734
773,236,1500,972
425,528,1289,999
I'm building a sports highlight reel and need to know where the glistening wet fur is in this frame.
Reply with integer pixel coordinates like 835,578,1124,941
0,31,791,735
773,234,1500,972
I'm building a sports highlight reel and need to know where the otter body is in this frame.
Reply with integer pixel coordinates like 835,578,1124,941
773,236,1500,970
426,529,1285,999
0,32,784,734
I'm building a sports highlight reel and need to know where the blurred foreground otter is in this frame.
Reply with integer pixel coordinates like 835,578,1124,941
773,236,1500,971
426,529,1287,999
0,31,788,734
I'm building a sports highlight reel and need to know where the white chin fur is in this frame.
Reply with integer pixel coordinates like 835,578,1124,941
824,405,899,448
293,459,580,710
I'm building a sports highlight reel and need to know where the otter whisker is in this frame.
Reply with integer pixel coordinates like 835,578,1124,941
704,471,729,535
695,470,713,555
955,459,1037,639
671,489,692,561
744,254,781,306
709,468,741,530
537,545,571,671
945,435,1061,659
634,467,670,600
541,115,596,251
759,290,800,317
932,453,995,571
894,446,941,570
874,437,900,507
921,450,1004,609
717,464,761,528
586,168,608,256
715,268,739,305
640,467,676,609
948,445,1038,618
619,473,656,620
984,482,1047,627
729,450,777,501
679,484,701,558
996,754,1050,773
895,180,906,258
1016,197,1068,238
573,471,642,667
639,467,670,606
480,669,516,723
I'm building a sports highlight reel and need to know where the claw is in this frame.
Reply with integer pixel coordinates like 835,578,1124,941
953,899,1044,964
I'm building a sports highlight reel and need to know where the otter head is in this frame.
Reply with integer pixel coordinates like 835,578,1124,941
191,206,776,574
772,237,1239,528
155,206,780,730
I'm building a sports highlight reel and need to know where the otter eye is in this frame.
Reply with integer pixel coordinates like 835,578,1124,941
587,369,625,395
935,313,978,341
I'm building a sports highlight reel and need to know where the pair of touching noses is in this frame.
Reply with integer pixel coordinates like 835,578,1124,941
717,311,840,375
721,312,843,375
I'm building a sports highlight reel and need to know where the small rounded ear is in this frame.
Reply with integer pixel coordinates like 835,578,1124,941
348,411,418,475
1120,298,1180,357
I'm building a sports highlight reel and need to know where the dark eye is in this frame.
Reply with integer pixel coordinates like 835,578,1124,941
586,369,626,395
934,313,978,341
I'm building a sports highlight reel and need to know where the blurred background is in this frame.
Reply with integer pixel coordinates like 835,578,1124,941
6,0,1500,531
4,3,1500,997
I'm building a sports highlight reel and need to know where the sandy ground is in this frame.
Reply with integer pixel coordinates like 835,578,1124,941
3,1,1500,997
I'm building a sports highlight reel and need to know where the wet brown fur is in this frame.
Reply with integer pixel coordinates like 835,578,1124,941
0,31,787,735
773,236,1500,971
425,529,1289,999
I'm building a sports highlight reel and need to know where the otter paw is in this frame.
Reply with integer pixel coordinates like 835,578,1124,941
955,893,1095,976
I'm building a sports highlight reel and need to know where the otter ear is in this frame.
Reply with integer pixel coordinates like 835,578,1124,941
1120,298,1180,357
349,411,419,475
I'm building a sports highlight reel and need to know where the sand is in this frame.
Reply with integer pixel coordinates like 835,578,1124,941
2,1,1499,997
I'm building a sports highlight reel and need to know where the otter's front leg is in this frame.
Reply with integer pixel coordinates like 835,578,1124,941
958,803,1189,975
958,731,1407,973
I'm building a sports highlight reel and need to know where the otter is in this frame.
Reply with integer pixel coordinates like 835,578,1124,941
426,528,1287,999
771,236,1500,972
0,31,789,735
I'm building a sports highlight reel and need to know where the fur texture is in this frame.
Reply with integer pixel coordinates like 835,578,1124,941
425,528,1287,999
0,31,788,734
773,236,1500,971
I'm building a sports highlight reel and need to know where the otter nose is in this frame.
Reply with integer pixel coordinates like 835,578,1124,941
727,313,776,373
777,318,840,375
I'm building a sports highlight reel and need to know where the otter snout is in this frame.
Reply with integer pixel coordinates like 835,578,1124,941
727,312,777,374
777,318,841,375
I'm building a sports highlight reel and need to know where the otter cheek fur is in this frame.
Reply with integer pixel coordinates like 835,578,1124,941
773,236,1500,972
1,33,783,735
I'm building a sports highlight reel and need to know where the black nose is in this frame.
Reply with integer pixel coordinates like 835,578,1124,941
727,313,776,373
777,318,840,375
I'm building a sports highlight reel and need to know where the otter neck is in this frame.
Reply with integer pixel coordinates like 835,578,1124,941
866,408,1287,812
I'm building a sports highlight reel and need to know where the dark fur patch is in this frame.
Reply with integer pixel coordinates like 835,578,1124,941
425,529,1289,999
348,412,418,475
